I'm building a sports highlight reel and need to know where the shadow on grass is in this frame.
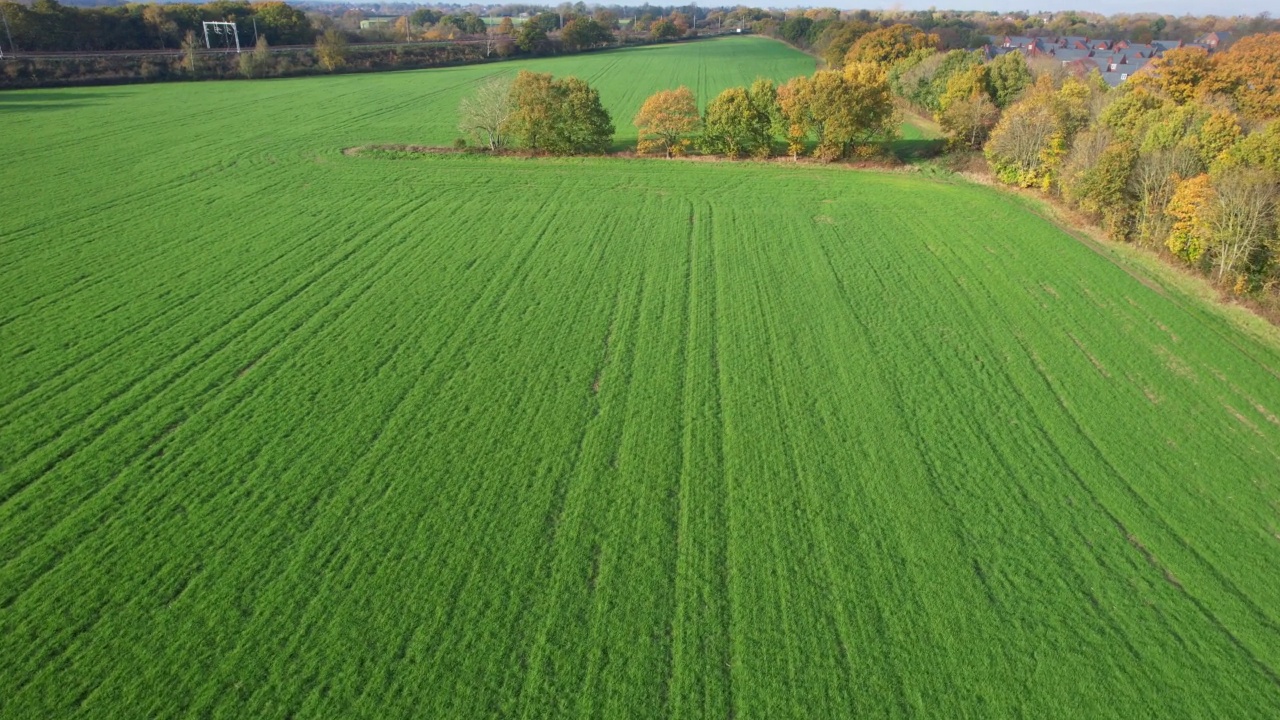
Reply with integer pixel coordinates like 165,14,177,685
892,137,945,162
0,89,133,113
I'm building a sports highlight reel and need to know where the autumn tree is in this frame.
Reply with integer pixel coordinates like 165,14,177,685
1129,147,1202,245
938,85,999,149
238,36,272,79
142,4,177,48
893,49,983,115
650,19,679,40
1217,121,1280,174
496,17,515,36
1216,34,1280,121
773,65,895,161
253,2,314,45
1131,47,1216,104
1205,169,1280,282
817,21,874,69
507,71,614,155
1210,33,1280,121
1166,174,1214,263
844,24,938,68
985,77,1067,187
458,76,513,150
180,30,202,76
316,29,348,72
776,77,813,159
635,87,700,157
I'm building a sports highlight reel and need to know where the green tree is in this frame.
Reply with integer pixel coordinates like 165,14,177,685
780,16,813,47
746,78,781,158
703,87,753,157
561,17,613,51
252,2,312,45
986,51,1032,108
515,22,549,54
557,77,615,154
410,8,442,26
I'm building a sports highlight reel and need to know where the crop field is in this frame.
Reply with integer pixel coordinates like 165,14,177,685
3,36,1280,719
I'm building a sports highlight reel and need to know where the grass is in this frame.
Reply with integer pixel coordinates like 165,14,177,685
892,105,946,161
3,36,1280,718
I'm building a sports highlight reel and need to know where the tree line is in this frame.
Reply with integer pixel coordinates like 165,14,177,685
457,61,898,161
980,36,1280,295
832,22,1280,307
0,2,719,88
0,0,313,52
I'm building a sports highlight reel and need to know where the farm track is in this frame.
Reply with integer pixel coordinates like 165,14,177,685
2,37,1280,718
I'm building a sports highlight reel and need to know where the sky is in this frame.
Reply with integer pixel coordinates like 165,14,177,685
840,1,1274,16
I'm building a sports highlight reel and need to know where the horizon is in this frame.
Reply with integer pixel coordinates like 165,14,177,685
836,2,1273,18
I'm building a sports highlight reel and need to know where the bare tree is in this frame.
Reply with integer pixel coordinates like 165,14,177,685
458,76,513,151
180,30,201,76
1129,148,1201,247
939,93,999,149
1205,169,1279,281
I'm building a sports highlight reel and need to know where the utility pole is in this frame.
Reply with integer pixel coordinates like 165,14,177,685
0,4,15,58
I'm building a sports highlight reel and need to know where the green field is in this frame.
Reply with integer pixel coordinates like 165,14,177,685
3,36,1280,718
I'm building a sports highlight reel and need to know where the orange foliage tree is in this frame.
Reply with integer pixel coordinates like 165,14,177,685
634,87,700,157
1212,33,1280,121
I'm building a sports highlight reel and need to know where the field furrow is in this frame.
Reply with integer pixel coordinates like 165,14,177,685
2,36,1279,719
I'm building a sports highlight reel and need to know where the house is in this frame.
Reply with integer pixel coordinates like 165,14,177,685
1196,31,1232,50
980,32,1227,87
359,16,399,30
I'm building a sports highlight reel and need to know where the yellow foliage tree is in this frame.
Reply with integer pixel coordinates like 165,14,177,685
1132,47,1215,104
844,24,938,68
776,78,812,160
1166,174,1214,263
